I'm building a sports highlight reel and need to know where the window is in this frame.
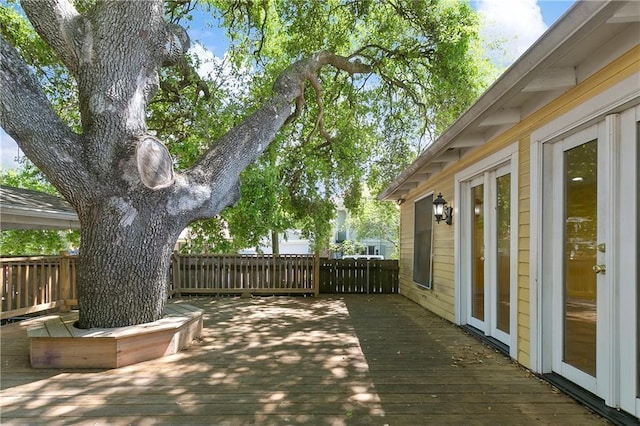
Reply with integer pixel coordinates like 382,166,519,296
413,195,434,288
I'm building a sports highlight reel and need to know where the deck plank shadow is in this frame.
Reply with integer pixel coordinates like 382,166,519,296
1,295,609,425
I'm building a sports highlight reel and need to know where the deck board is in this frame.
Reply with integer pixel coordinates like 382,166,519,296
1,295,610,425
43,316,72,337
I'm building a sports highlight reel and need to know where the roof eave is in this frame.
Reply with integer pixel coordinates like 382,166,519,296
379,0,616,201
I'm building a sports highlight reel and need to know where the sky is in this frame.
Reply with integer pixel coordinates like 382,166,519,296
473,0,576,65
0,0,576,170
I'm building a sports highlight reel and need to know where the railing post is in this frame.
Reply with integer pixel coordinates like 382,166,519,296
366,260,370,294
59,251,71,312
313,252,320,297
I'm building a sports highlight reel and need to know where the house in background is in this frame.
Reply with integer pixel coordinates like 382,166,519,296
332,198,396,259
380,1,639,421
238,229,312,255
177,228,313,255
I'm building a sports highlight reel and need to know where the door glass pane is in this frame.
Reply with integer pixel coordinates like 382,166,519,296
496,174,511,333
472,184,484,321
563,140,597,377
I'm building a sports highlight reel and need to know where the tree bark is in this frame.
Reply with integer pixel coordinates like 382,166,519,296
271,231,280,255
1,0,371,328
77,200,181,328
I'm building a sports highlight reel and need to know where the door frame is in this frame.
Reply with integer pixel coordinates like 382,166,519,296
546,123,609,396
454,143,519,360
530,74,639,411
617,105,639,416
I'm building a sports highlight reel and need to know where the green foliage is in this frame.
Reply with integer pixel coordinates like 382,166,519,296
0,229,78,256
184,0,496,251
0,165,80,255
0,1,81,131
347,196,400,253
0,163,56,192
331,239,366,257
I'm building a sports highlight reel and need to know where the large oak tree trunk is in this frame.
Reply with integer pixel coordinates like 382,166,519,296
76,201,180,328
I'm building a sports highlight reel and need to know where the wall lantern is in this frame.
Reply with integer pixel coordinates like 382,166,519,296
433,193,453,225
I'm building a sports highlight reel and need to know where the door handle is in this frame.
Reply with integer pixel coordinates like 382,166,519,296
592,264,606,274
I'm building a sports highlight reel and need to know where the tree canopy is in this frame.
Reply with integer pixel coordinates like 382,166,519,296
2,0,495,254
186,0,496,251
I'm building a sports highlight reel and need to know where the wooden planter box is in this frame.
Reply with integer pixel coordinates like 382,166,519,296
27,303,203,369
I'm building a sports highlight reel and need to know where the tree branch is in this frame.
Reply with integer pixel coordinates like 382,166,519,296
161,23,191,66
21,0,83,77
305,73,333,145
175,51,372,220
0,35,93,203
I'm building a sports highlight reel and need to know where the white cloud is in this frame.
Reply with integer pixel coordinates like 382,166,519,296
188,42,252,98
477,0,548,67
189,42,221,80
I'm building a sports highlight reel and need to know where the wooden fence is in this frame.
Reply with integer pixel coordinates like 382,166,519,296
319,259,399,294
1,255,77,320
170,254,319,296
1,254,400,320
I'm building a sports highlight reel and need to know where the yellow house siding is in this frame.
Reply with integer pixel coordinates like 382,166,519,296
518,137,532,367
399,177,456,323
399,201,415,295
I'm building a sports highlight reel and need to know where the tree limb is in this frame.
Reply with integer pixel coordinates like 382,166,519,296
305,72,333,145
0,35,93,203
21,0,83,77
161,23,191,66
176,51,372,220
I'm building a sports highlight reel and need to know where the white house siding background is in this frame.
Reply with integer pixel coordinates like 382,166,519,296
381,1,639,420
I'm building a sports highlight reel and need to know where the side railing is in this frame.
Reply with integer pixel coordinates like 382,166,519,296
170,254,319,296
1,253,400,320
318,259,399,294
1,254,77,320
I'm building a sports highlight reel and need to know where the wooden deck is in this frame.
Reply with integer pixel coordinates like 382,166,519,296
1,295,609,425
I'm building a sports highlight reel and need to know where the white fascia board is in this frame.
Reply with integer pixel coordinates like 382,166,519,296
1,205,78,220
522,67,577,92
478,108,521,127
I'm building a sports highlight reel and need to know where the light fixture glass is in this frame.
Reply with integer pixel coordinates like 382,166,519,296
433,193,452,225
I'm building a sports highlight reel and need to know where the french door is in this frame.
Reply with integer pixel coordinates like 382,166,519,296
542,109,638,417
548,125,608,394
465,163,515,348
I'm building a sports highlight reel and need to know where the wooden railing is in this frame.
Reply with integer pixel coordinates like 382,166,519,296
1,254,77,320
1,254,400,320
170,254,319,296
318,259,399,294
